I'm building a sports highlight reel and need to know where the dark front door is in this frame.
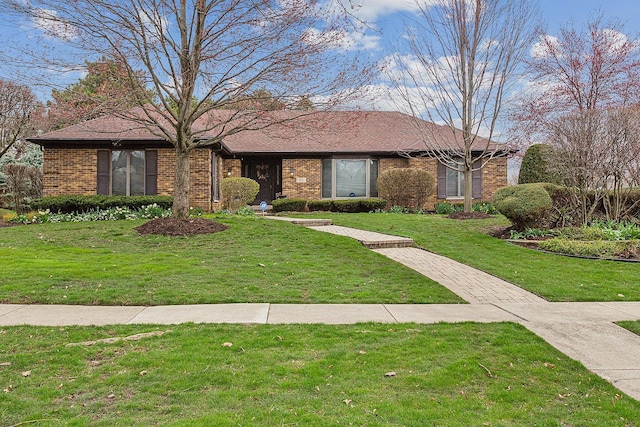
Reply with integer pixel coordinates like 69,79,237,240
244,159,281,203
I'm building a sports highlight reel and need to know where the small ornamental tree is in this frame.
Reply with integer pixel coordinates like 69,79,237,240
518,144,556,184
221,178,260,212
377,168,435,211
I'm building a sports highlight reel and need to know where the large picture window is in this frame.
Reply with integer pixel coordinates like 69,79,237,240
112,150,145,196
97,150,157,196
322,158,378,198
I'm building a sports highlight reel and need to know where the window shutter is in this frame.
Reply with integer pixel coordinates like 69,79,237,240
437,161,447,199
472,160,482,199
145,150,158,195
97,150,110,195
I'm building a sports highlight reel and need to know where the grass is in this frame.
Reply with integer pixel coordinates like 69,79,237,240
293,213,640,302
619,320,640,337
1,322,639,426
0,216,462,305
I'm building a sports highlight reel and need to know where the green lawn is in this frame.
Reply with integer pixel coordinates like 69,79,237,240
0,216,462,305
297,213,640,302
2,322,638,426
619,320,640,337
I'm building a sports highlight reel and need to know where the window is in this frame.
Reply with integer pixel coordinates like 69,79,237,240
97,150,157,196
112,150,145,196
322,158,378,198
446,166,464,197
437,160,482,199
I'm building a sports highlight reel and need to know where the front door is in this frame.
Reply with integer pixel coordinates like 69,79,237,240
244,159,281,203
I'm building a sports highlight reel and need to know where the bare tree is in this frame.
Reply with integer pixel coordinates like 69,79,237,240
2,0,369,218
515,16,640,224
387,0,539,212
0,79,39,160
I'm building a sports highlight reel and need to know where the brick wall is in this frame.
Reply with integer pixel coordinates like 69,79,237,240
43,147,214,210
42,148,97,196
156,148,212,210
479,157,508,201
399,157,508,209
281,158,322,199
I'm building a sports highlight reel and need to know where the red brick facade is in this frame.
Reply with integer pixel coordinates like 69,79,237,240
42,148,507,212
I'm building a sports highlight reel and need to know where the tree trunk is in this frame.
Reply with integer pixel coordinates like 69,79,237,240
463,167,473,213
173,148,190,220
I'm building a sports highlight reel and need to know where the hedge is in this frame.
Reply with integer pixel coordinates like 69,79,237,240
273,198,387,213
271,198,308,212
307,200,333,211
29,195,174,214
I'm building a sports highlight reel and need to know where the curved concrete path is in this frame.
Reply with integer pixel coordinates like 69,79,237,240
1,217,640,400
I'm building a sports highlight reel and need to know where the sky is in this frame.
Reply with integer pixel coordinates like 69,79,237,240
1,0,639,105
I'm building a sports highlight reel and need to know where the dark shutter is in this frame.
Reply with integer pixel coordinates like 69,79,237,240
145,150,158,195
97,150,110,195
437,161,447,199
472,160,482,199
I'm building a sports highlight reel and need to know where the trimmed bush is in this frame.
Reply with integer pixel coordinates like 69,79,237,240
518,144,557,184
377,168,435,211
220,177,260,212
307,200,333,212
331,199,362,213
29,195,173,214
358,198,387,212
271,198,307,212
494,184,553,230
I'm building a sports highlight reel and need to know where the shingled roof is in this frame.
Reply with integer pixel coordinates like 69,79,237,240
29,109,501,155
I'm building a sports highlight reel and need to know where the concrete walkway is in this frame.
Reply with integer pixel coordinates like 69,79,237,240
1,217,640,401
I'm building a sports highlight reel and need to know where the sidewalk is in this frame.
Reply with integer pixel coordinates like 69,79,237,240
1,217,640,400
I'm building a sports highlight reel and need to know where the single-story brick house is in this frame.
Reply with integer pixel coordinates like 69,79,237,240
29,110,508,211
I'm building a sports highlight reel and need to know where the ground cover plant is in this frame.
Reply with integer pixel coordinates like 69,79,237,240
0,216,462,305
510,220,640,260
1,322,639,426
293,213,640,302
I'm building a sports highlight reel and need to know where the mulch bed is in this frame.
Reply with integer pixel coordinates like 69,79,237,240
448,212,492,220
135,218,228,236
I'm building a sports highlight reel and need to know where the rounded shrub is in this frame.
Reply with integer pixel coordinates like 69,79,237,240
493,184,553,230
377,168,435,211
220,177,260,212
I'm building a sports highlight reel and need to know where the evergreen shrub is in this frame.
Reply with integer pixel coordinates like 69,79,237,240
494,184,553,230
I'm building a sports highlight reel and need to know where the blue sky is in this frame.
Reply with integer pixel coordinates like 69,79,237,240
0,0,639,104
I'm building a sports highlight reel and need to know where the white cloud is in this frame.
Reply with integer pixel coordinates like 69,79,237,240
337,0,434,22
32,8,78,41
530,34,560,59
600,28,634,52
303,27,381,51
